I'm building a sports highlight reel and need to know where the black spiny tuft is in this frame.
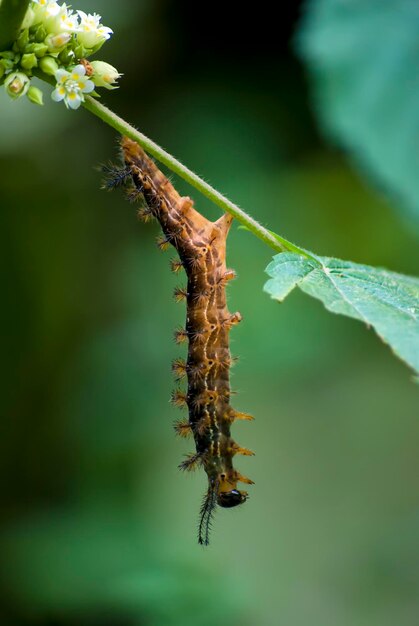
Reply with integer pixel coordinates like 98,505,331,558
100,162,131,190
198,481,218,546
179,452,204,472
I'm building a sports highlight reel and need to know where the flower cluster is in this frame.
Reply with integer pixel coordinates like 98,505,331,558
0,1,120,109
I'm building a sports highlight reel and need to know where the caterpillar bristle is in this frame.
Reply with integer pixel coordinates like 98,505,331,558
217,355,238,371
236,472,255,485
125,187,141,203
172,357,187,380
174,327,188,344
223,312,242,329
171,389,188,408
166,228,183,246
232,443,255,456
186,362,207,382
229,410,254,421
191,288,212,305
184,253,203,271
217,269,237,286
198,482,218,546
187,328,206,344
170,259,184,273
174,419,192,438
100,162,131,190
191,390,218,410
179,452,203,472
137,206,154,222
189,393,206,410
194,416,210,436
157,235,171,251
220,389,238,403
173,286,188,302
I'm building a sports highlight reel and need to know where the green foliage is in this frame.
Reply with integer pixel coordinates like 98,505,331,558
0,0,30,50
1,505,242,626
298,0,419,225
265,252,419,375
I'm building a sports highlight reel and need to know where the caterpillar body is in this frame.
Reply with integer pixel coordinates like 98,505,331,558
120,138,254,545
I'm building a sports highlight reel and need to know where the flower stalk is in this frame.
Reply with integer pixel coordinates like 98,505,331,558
82,96,308,255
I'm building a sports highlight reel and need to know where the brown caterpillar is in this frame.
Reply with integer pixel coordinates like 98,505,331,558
117,138,254,545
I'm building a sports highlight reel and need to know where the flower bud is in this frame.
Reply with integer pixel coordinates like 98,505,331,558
34,24,47,43
32,43,49,58
39,56,59,76
0,58,13,75
21,53,38,71
27,85,44,106
45,32,72,53
24,42,48,58
16,29,29,51
21,7,35,29
0,50,16,61
58,48,75,65
73,44,86,59
90,61,121,90
4,72,30,99
86,39,106,55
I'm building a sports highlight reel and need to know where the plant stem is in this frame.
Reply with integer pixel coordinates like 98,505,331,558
0,0,30,50
83,96,310,256
1,2,311,258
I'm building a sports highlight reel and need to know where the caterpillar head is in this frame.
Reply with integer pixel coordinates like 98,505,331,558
217,489,248,508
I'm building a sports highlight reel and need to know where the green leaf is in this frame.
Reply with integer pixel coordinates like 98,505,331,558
0,0,30,50
297,0,419,225
264,252,419,375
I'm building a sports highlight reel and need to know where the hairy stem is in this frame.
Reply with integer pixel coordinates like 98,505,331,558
0,0,30,49
34,66,312,258
82,96,311,257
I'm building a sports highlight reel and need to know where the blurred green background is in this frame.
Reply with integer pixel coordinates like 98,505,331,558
1,1,419,625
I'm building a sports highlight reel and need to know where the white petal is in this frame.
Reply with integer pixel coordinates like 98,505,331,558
72,65,86,77
51,87,65,102
55,69,69,82
82,80,95,94
66,93,82,109
98,26,113,39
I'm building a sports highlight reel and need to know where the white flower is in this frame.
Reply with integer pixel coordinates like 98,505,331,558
76,11,113,49
32,0,61,25
45,31,72,52
47,4,79,34
51,64,94,110
90,61,121,90
31,1,78,35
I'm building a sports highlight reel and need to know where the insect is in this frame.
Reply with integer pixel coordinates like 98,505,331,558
106,138,254,545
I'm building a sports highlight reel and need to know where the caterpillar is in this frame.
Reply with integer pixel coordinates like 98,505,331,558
112,138,254,545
